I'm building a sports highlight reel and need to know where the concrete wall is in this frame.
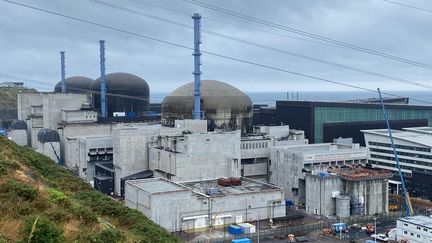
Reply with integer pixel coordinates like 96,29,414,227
343,179,389,215
17,93,43,120
60,123,113,168
42,93,89,130
77,136,113,182
113,125,161,195
9,129,27,146
125,179,285,232
305,174,342,216
150,131,241,182
174,119,207,133
270,143,368,205
37,142,61,163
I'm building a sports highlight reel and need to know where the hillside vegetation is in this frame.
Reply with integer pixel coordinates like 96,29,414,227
0,136,179,243
0,87,36,109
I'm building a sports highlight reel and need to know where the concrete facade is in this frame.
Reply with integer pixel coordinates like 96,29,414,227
113,124,162,194
305,167,390,217
305,174,342,217
37,142,61,162
270,142,368,205
125,177,285,232
149,131,241,182
76,135,113,182
9,129,27,146
60,123,113,168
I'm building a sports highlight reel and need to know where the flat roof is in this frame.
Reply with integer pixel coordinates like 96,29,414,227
328,165,392,181
181,177,283,197
362,128,432,147
399,215,432,229
126,178,189,194
276,100,432,110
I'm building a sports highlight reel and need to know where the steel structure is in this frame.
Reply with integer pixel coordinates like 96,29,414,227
99,40,107,118
192,13,202,120
60,51,66,93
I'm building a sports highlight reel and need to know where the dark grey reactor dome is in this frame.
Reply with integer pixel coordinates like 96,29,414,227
54,76,93,93
37,129,60,143
161,80,253,132
91,72,150,117
10,120,27,130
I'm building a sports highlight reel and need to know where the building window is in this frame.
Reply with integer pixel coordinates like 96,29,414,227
411,233,414,236
404,231,407,234
423,228,428,232
417,234,420,238
417,226,421,230
404,223,409,227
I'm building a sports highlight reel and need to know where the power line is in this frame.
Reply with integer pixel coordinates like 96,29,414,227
128,0,347,50
90,0,432,90
381,0,432,14
2,0,432,105
182,0,432,71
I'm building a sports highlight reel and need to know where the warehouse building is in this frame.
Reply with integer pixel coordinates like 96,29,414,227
274,100,432,144
269,139,368,205
125,177,285,232
305,166,391,217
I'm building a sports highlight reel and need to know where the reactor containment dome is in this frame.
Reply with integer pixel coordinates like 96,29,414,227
161,80,253,132
91,72,150,117
54,76,93,93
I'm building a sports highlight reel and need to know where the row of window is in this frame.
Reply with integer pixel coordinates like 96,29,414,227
241,142,268,150
370,147,432,160
370,154,432,167
369,159,432,175
368,141,431,152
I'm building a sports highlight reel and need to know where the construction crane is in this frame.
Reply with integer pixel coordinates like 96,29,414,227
377,88,414,216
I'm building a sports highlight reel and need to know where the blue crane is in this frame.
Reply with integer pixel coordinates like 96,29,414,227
377,88,413,216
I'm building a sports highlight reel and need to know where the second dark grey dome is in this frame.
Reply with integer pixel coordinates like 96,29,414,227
10,119,27,130
91,72,150,117
161,80,253,132
37,129,60,143
54,76,93,93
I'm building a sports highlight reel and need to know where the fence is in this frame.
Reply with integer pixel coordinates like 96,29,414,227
174,211,405,242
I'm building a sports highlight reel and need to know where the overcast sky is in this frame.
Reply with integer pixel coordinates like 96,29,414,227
1,0,432,95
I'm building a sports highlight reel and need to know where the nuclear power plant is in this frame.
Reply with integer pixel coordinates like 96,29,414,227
5,13,393,235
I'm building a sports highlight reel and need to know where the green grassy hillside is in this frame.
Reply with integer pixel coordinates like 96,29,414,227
0,87,36,109
0,136,179,243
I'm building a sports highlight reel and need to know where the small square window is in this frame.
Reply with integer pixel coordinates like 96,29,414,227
404,231,407,234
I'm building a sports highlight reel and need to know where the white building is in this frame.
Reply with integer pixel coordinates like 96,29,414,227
270,141,368,205
125,177,285,232
362,128,432,177
396,215,432,243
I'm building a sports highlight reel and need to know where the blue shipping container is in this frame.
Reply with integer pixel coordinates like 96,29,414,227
285,199,293,206
232,239,251,243
331,223,347,232
228,225,242,235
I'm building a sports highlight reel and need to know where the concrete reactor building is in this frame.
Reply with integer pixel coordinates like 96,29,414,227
91,72,150,117
161,80,253,132
53,76,93,93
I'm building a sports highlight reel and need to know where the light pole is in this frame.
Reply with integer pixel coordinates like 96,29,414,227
256,211,260,243
374,217,377,243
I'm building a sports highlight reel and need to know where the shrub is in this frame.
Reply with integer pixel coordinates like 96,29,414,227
21,216,63,243
0,179,37,201
70,205,97,225
90,227,125,243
